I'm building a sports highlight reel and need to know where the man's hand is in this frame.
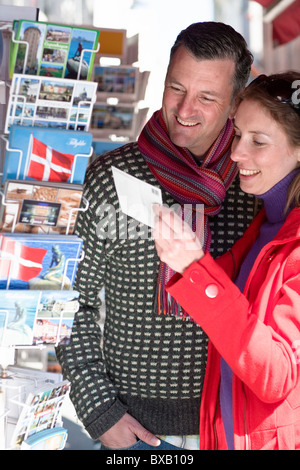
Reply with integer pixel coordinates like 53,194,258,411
99,413,161,449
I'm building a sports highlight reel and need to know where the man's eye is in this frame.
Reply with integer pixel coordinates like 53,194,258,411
171,85,183,92
199,96,214,103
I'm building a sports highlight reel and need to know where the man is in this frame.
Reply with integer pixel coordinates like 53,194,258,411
56,22,255,450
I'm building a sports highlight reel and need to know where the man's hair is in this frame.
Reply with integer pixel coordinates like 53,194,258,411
169,22,253,98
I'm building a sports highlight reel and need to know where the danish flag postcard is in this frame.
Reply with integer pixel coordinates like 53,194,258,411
0,233,83,290
2,125,93,183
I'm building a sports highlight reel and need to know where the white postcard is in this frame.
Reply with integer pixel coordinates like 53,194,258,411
112,166,162,228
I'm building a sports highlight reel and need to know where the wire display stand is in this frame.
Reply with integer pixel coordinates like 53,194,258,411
0,16,98,450
0,364,69,450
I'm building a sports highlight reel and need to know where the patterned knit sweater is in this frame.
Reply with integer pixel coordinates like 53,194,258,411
56,142,257,440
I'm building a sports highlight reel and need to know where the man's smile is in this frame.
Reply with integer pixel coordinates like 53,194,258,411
176,116,200,127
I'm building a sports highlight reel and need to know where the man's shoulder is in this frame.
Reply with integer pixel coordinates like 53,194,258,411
89,141,142,173
85,141,156,186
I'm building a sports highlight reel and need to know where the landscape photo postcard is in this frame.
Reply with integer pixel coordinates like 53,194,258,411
0,290,79,348
1,179,83,234
10,379,70,448
0,233,83,290
91,103,149,139
93,65,138,101
90,102,136,137
32,289,79,346
0,290,40,347
5,74,97,134
2,125,93,183
10,20,99,80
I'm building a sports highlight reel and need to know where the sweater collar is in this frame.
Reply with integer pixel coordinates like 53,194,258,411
255,169,299,224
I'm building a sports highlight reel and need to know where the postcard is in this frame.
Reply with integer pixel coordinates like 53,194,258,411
5,74,97,133
10,20,99,80
1,179,83,234
93,65,138,101
33,289,79,346
90,102,137,137
112,166,162,228
0,290,79,347
10,379,70,448
20,427,68,450
2,125,92,184
0,233,83,290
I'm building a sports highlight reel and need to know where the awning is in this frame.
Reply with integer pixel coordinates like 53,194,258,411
253,0,300,45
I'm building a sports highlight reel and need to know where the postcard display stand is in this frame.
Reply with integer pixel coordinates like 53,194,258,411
90,27,150,157
0,12,101,450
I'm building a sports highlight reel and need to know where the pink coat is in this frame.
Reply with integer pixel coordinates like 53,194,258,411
167,207,300,450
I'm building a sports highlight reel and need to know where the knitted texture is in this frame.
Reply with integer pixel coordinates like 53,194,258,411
56,142,257,440
138,111,237,318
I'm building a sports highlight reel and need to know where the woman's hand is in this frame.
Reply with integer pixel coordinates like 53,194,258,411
152,204,204,274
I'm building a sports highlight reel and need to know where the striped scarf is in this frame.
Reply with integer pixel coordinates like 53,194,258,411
138,109,237,319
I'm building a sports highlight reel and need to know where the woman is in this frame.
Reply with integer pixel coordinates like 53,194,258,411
153,72,300,450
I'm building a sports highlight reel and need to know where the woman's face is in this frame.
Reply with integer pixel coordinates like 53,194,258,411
231,99,300,195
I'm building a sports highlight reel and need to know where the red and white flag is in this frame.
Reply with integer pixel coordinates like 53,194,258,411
27,136,75,182
0,236,47,282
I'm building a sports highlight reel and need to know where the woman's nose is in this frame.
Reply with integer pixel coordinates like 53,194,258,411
230,137,247,162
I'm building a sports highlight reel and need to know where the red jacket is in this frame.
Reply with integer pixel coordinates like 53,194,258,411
167,207,300,450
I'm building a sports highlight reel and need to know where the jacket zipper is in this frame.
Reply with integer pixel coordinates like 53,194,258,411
242,383,250,450
213,391,220,450
241,246,275,450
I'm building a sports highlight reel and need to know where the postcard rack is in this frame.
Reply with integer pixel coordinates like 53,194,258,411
0,14,104,450
0,365,70,450
2,24,100,136
4,75,97,135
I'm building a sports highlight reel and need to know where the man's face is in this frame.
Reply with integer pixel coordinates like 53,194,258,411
162,46,236,158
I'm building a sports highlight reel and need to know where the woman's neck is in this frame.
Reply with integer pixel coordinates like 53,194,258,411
255,169,298,224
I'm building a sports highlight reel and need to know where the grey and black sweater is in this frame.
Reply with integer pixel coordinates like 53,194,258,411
56,142,257,440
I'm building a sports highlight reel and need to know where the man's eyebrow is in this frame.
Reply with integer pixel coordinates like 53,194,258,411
166,78,183,86
166,79,222,97
199,89,222,97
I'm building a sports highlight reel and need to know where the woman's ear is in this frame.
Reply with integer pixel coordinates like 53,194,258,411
229,96,240,120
